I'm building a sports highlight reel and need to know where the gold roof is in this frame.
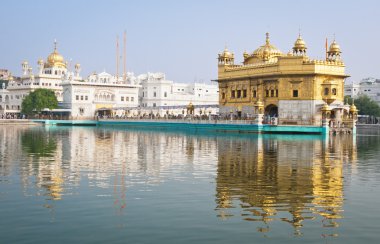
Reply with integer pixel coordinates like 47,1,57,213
349,104,358,112
321,103,331,112
329,40,341,53
219,47,234,58
293,34,307,50
252,33,283,59
45,40,66,68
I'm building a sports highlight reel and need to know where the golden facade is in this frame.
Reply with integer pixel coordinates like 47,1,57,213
217,33,350,125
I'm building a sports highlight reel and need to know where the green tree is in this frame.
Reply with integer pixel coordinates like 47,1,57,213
344,95,380,117
21,88,58,115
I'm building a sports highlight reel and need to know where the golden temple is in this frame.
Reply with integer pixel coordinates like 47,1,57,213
217,33,351,126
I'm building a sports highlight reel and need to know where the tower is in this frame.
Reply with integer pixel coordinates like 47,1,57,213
74,63,81,78
116,35,119,81
123,30,126,81
218,47,234,66
37,59,44,75
22,61,29,76
327,40,342,61
292,34,307,56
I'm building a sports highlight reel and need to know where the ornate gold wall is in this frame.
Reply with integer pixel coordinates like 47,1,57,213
217,33,349,124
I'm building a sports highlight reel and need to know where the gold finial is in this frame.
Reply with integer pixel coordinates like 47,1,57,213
54,39,57,51
265,32,270,45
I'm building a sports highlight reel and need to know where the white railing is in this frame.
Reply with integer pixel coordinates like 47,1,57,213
99,117,258,125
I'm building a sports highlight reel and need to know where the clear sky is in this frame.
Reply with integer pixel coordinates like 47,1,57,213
0,0,378,83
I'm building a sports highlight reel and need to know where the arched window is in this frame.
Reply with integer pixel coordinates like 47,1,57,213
164,92,167,97
55,70,58,75
332,88,337,95
324,88,329,95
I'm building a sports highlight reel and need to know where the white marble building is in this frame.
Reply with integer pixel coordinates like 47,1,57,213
0,41,82,115
62,71,219,119
344,77,380,104
1,41,219,119
138,72,218,108
61,71,140,119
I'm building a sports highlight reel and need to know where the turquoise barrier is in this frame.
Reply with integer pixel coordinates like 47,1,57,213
31,119,327,134
97,120,326,135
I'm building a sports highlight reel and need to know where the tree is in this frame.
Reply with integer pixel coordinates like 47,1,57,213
344,95,380,117
21,88,58,116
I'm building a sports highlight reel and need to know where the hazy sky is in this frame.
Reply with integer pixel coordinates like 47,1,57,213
0,0,378,83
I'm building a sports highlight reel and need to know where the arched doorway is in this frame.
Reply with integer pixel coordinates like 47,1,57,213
265,104,278,117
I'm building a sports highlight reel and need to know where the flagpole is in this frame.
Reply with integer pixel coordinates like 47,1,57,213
325,38,328,61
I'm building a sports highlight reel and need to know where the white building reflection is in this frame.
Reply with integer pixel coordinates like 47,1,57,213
1,126,217,203
0,125,361,237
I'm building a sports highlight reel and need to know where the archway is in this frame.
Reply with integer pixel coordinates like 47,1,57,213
265,104,278,117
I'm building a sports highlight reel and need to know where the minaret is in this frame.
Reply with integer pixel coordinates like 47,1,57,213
74,63,81,78
116,35,119,81
37,59,44,75
22,61,29,76
123,30,126,81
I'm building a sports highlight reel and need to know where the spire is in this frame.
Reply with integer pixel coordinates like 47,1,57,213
123,30,126,81
265,32,270,45
116,35,119,80
54,39,57,52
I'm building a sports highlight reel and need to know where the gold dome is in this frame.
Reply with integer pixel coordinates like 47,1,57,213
321,103,331,111
329,40,341,53
220,47,233,58
243,50,249,59
349,103,358,113
45,41,66,68
293,34,307,50
252,33,283,60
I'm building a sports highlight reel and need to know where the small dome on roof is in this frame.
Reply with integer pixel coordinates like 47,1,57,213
293,34,307,50
329,40,341,53
220,47,233,58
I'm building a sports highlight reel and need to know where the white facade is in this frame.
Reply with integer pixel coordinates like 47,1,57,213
62,71,140,119
0,41,82,115
138,72,219,108
344,77,380,104
1,42,219,118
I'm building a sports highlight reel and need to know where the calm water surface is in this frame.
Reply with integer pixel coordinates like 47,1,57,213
0,125,379,243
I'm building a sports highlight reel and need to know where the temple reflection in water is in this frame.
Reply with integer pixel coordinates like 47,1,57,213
215,134,357,235
0,125,358,236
